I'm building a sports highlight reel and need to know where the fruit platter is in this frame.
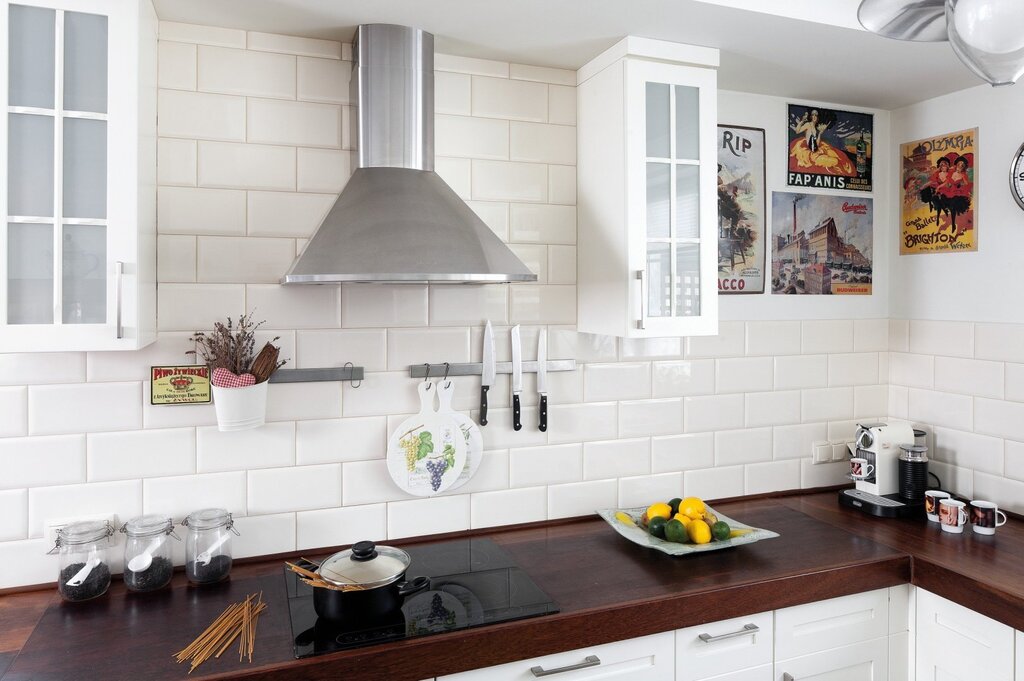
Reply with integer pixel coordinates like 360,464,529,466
597,496,779,556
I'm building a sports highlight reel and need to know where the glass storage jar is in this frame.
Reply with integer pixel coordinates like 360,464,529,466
51,520,114,602
121,515,178,592
182,508,238,584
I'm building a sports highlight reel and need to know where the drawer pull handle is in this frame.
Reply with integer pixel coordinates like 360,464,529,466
697,623,759,643
530,655,601,677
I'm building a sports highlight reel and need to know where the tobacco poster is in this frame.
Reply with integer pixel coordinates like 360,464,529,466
771,191,873,295
787,104,873,192
899,128,978,254
717,125,766,294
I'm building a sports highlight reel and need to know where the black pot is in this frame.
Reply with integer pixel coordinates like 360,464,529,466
311,541,430,622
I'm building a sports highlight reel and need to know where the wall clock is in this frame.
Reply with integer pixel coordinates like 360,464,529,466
1011,141,1024,211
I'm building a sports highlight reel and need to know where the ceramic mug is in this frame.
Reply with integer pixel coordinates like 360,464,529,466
969,500,1008,535
939,499,968,534
924,490,951,523
849,457,874,480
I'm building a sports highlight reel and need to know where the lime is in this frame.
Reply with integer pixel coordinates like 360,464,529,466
648,516,668,539
711,521,731,541
664,518,688,543
668,497,683,515
672,513,692,527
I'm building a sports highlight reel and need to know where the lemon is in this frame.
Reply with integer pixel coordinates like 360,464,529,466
711,521,731,541
687,519,712,544
678,497,706,520
646,502,673,522
614,511,636,527
672,513,692,527
729,528,753,538
703,510,719,526
664,518,688,543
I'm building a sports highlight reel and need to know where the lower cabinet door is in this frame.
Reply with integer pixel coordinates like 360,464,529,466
697,664,773,681
774,637,888,681
437,631,675,681
775,589,889,661
676,611,773,681
1017,631,1023,681
915,590,1014,681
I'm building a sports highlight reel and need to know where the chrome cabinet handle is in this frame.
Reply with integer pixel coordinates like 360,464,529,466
698,623,760,643
115,261,124,339
530,655,601,677
635,269,646,330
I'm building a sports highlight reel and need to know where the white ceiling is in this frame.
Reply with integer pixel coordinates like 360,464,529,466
152,0,994,110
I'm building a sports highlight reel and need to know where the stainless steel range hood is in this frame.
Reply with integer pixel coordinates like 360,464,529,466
282,24,537,284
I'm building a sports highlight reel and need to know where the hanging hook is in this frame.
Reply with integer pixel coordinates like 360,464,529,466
422,363,432,385
442,362,451,382
344,361,360,389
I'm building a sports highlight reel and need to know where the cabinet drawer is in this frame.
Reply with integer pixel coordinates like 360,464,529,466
697,664,772,681
676,611,773,681
775,588,889,661
438,631,674,681
774,637,888,681
915,589,1014,681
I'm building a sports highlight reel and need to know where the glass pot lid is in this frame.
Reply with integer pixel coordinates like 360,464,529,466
317,541,411,588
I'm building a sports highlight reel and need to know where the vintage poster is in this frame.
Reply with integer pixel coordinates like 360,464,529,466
899,128,978,254
787,104,873,192
771,192,873,295
150,365,212,405
717,125,766,294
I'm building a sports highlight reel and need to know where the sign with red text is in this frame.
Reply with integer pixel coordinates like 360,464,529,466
150,365,212,405
718,125,766,294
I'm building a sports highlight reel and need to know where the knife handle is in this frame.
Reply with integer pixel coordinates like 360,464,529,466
539,395,548,432
480,385,489,426
512,393,522,431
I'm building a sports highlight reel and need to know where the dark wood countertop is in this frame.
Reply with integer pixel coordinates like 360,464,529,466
0,491,1017,681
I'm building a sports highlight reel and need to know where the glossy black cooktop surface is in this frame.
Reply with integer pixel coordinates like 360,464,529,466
285,537,559,658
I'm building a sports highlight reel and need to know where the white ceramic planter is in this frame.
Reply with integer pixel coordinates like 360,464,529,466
212,382,268,432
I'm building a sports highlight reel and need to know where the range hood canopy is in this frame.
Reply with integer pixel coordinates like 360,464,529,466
282,24,536,285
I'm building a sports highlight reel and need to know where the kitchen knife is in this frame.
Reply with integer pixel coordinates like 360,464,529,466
480,320,495,426
537,330,548,432
511,325,523,431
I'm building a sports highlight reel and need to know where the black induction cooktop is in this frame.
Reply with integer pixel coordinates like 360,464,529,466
284,537,559,658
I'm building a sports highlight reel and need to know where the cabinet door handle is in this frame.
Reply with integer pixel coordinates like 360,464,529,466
782,674,794,681
115,261,124,339
530,655,601,677
634,269,646,330
697,622,759,643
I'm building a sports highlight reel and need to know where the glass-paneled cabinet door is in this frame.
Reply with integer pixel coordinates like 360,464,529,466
626,60,718,338
2,0,134,350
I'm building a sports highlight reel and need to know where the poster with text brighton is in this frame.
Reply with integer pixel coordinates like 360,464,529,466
717,125,766,294
900,128,978,254
771,192,873,295
787,104,873,192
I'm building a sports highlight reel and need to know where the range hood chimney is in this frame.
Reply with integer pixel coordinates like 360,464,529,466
282,24,537,284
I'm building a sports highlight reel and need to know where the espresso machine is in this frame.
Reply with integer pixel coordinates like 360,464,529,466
838,422,927,518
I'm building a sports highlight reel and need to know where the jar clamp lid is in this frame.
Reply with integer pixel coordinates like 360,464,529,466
182,508,239,533
50,519,114,552
120,514,179,539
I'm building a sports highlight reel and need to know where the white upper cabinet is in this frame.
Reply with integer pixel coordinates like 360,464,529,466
1,0,156,351
577,37,718,338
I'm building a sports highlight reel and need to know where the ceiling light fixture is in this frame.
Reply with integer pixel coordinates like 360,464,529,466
858,0,1024,86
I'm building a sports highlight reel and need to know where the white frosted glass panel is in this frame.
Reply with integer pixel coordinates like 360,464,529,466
62,224,106,324
646,82,670,158
8,223,54,324
674,85,699,160
8,113,54,217
8,4,55,109
647,242,671,318
675,243,701,317
646,162,670,239
63,117,107,219
675,164,700,239
64,11,108,113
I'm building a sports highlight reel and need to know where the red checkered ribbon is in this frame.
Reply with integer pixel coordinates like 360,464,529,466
212,367,257,388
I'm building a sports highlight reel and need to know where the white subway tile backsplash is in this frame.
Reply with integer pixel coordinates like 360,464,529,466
343,285,428,328
745,390,800,428
247,284,341,328
247,31,341,59
547,245,576,285
435,157,472,198
29,383,141,435
716,357,773,394
651,432,715,473
800,459,850,488
28,480,142,537
510,444,581,487
619,398,683,437
510,63,575,85
584,363,650,402
908,320,974,358
509,285,576,325
387,495,470,539
158,41,197,90
933,357,1003,398
828,353,879,387
436,115,509,160
908,389,973,433
620,337,684,361
800,387,854,423
801,320,854,354
931,426,1003,476
889,319,909,352
975,398,1024,441
472,76,547,121
296,148,351,193
157,284,245,331
889,385,910,419
159,21,246,48
745,321,801,356
158,89,245,141
297,504,387,550
467,201,510,240
248,463,342,514
198,46,295,99
548,165,576,205
683,466,744,501
197,422,294,472
247,98,341,148
198,141,296,190
157,137,198,186
197,236,295,283
158,235,197,282
471,487,546,528
618,472,683,508
744,460,801,495
889,353,934,389
387,328,470,370
342,372,419,418
853,385,888,419
296,329,387,372
548,85,576,126
88,429,194,482
715,428,772,466
158,186,247,235
232,512,296,558
0,490,27,541
455,449,510,495
342,460,415,505
652,360,715,398
436,53,509,78
548,480,617,519
774,422,828,460
774,355,827,390
975,323,1024,363
0,435,85,489
973,472,1024,515
473,161,548,203
686,321,745,358
247,191,334,238
546,402,617,444
297,56,351,104
1005,440,1024,482
296,417,386,465
0,353,84,385
509,204,576,244
1006,364,1024,402
435,72,471,115
509,244,548,284
510,122,576,165
854,318,889,352
583,438,650,480
684,394,743,433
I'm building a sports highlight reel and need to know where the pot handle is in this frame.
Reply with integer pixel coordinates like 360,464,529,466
398,576,431,597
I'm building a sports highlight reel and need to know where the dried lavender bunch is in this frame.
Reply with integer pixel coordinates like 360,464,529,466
188,312,281,375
